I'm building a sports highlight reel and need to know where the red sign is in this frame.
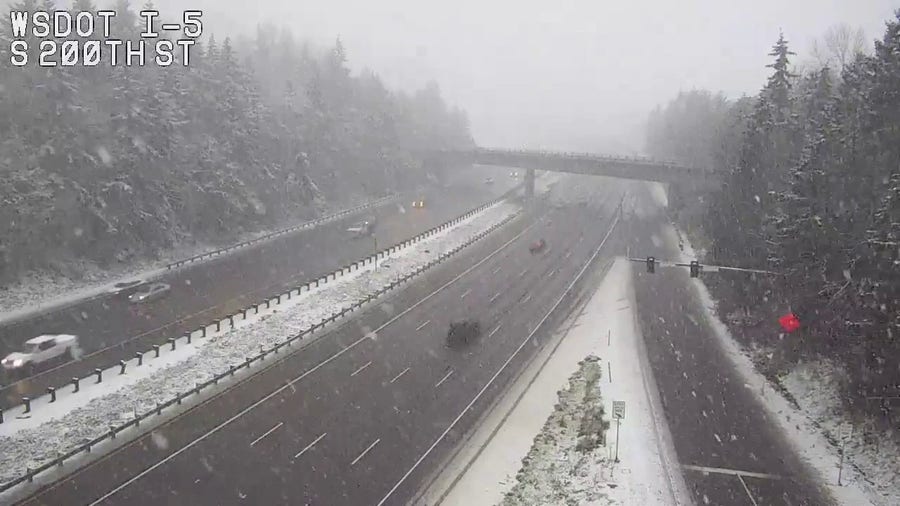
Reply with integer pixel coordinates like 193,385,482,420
779,312,801,333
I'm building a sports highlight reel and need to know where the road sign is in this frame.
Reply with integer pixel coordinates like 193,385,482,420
839,423,854,442
613,401,626,420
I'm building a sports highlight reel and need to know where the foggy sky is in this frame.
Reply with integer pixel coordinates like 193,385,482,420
10,0,900,153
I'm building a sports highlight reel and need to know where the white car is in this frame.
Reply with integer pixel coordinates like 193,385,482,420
107,279,145,296
128,282,171,304
2,334,80,374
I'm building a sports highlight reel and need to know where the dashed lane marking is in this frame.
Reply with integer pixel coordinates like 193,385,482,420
350,438,381,466
390,367,411,384
293,432,327,460
249,422,283,447
416,320,431,331
351,361,373,377
435,370,454,388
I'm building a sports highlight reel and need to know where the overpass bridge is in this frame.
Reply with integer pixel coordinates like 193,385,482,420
425,147,719,198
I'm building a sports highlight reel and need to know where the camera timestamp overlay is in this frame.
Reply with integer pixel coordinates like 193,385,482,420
7,9,203,67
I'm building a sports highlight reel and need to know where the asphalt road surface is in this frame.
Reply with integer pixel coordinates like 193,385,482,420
16,175,629,506
0,169,519,406
625,185,836,506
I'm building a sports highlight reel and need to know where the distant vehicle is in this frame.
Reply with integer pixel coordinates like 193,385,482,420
107,279,145,296
347,219,376,238
412,199,426,209
509,171,519,177
128,282,171,304
447,320,481,347
485,177,495,185
2,334,80,375
529,239,547,254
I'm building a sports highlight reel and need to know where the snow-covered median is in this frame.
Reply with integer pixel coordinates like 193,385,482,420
0,200,521,488
433,258,688,506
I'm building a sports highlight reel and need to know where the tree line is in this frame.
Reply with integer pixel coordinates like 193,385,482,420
646,14,899,404
0,0,473,283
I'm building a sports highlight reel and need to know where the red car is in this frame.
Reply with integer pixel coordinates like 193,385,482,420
529,239,546,254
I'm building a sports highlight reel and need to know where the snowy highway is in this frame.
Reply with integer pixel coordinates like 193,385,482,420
625,185,839,506
12,175,630,505
0,170,518,407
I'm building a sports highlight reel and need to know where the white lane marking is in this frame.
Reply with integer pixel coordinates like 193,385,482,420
85,218,535,506
350,438,381,466
249,422,283,447
489,324,503,338
489,292,501,304
681,465,781,480
390,367,411,384
565,250,572,259
521,293,532,304
491,266,502,275
376,211,620,506
434,370,454,388
519,268,528,278
738,475,759,506
460,289,471,299
351,361,373,377
416,320,431,331
293,432,327,459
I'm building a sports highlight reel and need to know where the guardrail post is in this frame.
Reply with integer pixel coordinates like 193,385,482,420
95,368,102,383
265,299,271,309
186,333,192,345
169,337,176,351
153,345,160,358
110,424,116,439
228,315,235,328
25,467,32,482
23,397,31,413
72,377,80,392
48,387,56,402
276,295,281,304
230,365,236,376
201,326,207,337
0,408,3,424
259,345,265,359
156,401,162,415
215,320,221,332
120,360,127,375
136,352,143,366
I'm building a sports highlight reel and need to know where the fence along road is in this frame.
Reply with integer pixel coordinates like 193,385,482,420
0,179,519,404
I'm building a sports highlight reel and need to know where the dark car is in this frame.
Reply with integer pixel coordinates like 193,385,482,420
128,282,171,304
529,239,546,254
447,320,481,347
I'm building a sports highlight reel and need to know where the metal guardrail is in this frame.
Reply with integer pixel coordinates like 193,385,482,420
0,185,523,494
165,194,398,270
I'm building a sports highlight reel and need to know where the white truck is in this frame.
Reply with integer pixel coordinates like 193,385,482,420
2,334,80,376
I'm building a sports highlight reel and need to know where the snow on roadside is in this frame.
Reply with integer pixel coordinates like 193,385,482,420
439,258,686,506
660,223,881,506
500,356,614,506
781,360,900,506
0,196,395,325
0,200,521,487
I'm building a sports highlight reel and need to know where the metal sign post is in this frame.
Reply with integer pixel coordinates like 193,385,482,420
838,423,853,486
612,401,626,463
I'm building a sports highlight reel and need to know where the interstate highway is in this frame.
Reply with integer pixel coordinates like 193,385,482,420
0,168,518,406
18,175,629,506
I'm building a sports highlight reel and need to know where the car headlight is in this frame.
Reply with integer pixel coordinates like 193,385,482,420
7,359,25,368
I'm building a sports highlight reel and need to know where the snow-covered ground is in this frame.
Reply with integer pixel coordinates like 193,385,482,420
0,195,396,326
431,258,689,506
660,223,887,506
0,200,521,489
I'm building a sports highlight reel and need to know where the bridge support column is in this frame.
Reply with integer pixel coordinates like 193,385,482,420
524,168,535,200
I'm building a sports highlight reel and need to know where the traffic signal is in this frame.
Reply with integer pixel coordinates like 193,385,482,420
646,256,656,273
689,260,701,278
779,312,801,333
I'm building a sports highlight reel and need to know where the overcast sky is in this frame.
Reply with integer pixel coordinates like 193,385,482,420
12,0,900,153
